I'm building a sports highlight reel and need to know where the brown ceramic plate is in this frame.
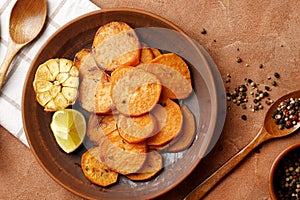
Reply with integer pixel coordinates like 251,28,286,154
22,8,226,199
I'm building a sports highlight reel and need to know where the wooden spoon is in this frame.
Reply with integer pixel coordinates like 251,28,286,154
184,90,300,200
0,0,47,89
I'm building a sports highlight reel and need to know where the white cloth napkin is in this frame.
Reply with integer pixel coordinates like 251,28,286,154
0,0,100,146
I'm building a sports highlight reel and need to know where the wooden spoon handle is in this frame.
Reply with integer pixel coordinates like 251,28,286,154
0,41,23,89
184,127,272,200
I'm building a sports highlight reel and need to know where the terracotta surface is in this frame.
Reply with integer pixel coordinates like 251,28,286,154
1,0,300,199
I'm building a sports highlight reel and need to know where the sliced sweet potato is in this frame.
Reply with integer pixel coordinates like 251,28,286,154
73,48,98,79
81,147,118,187
126,151,162,181
140,43,154,63
92,21,141,72
94,80,114,113
87,113,117,145
138,53,192,99
110,66,135,88
148,144,168,151
99,130,147,175
111,68,161,116
150,104,196,152
76,48,114,113
117,113,156,143
167,104,196,152
151,48,162,58
147,99,183,146
79,68,113,113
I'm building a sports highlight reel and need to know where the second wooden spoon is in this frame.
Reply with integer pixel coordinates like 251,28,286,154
184,90,300,200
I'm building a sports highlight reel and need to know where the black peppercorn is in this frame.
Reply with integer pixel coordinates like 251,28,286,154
236,57,242,63
272,97,300,130
271,81,277,86
265,86,271,91
241,115,247,120
263,92,269,97
200,28,207,34
247,79,253,84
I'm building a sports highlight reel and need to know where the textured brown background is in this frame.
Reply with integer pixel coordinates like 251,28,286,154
1,0,300,199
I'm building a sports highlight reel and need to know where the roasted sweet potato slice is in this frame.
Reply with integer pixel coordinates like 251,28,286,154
94,80,114,113
79,67,113,113
150,104,196,152
150,48,162,58
111,68,161,116
110,66,135,88
164,104,196,152
117,113,156,143
81,147,118,187
126,151,162,181
138,53,192,99
99,130,147,175
92,21,141,72
148,144,168,151
147,99,183,146
87,113,117,145
75,48,114,113
140,43,154,63
73,48,97,79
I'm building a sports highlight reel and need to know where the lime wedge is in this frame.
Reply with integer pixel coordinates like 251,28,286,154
50,109,86,153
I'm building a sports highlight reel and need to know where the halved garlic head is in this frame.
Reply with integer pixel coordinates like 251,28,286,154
33,58,79,112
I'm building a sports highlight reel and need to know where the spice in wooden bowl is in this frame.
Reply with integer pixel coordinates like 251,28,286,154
269,143,300,200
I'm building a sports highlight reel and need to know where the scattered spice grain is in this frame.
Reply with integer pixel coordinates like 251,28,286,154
225,62,282,117
225,74,231,83
265,86,271,91
274,72,280,79
241,115,247,121
236,57,242,63
271,81,278,86
200,28,207,34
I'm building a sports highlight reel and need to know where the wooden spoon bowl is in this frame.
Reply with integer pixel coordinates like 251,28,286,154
264,90,300,137
0,0,47,89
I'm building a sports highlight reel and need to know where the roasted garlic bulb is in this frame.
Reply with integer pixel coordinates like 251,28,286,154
33,58,79,112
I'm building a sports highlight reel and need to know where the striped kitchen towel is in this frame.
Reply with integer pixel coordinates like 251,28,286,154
0,0,100,146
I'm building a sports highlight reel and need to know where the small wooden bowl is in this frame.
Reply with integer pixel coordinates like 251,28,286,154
269,142,300,199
